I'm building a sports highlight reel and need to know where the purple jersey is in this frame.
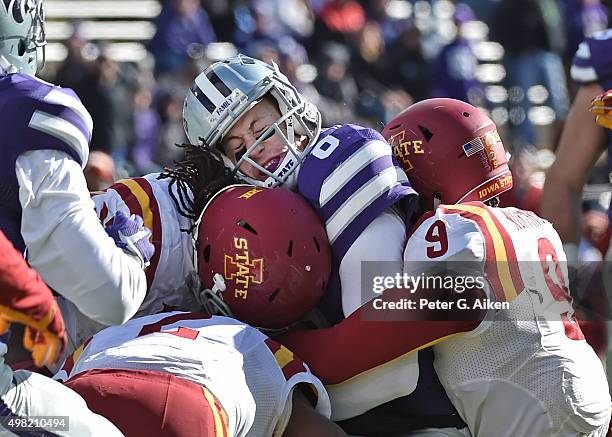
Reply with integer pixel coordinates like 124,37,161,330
571,29,612,220
297,124,462,432
0,73,92,252
299,124,417,323
571,29,612,90
298,124,417,263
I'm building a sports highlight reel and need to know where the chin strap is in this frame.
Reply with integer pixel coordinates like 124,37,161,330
433,192,442,210
192,273,234,318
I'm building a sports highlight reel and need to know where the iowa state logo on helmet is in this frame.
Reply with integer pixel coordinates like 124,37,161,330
223,237,263,300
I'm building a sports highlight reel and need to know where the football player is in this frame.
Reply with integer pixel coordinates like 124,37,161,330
542,28,612,266
54,311,344,437
61,179,333,402
541,28,612,385
281,98,611,436
180,55,467,433
54,187,340,436
194,184,331,330
0,230,122,436
0,0,152,331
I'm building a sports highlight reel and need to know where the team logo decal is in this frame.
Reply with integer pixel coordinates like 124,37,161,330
224,237,263,299
389,130,424,171
477,172,513,200
483,130,502,170
238,187,263,199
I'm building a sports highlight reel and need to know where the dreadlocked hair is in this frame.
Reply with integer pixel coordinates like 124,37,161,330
158,143,239,233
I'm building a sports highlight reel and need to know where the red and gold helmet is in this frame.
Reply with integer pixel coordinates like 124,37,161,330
196,185,331,329
382,98,513,212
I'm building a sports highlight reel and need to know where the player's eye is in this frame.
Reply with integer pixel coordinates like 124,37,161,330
256,128,274,142
235,146,246,162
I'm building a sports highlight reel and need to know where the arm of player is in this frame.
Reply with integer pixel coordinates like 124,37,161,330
278,208,489,385
0,230,67,367
278,290,482,385
17,149,148,326
541,82,605,247
282,389,347,437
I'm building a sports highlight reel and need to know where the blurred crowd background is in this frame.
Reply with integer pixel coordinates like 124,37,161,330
41,0,612,262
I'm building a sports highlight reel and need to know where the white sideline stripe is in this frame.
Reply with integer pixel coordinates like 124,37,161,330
326,167,408,244
29,111,89,168
320,140,391,207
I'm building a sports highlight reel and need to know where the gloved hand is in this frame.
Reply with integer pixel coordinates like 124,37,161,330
0,231,67,368
589,89,612,129
105,210,155,268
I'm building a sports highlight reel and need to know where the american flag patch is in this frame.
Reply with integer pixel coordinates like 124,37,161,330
462,137,485,157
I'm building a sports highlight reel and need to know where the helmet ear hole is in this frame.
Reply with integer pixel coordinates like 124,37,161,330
237,220,258,235
17,39,26,56
418,125,434,141
202,244,211,263
268,288,281,302
287,240,293,257
313,237,321,253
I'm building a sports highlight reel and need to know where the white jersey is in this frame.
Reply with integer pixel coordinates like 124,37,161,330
55,175,202,364
55,312,331,437
91,174,198,317
404,202,611,437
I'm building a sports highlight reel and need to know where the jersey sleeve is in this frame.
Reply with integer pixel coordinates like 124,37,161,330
338,207,406,317
404,205,487,280
407,201,526,314
277,203,511,389
261,338,331,436
571,29,612,87
18,150,147,327
13,78,93,168
298,124,418,263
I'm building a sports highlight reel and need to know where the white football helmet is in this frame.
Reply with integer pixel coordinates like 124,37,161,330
0,0,46,75
182,54,321,189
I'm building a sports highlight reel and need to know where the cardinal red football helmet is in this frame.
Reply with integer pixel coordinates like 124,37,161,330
382,98,513,212
196,185,331,329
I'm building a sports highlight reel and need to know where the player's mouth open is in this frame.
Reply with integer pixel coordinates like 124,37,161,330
262,152,286,173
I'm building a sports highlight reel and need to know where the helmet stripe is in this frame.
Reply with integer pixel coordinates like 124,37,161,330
195,73,227,110
190,83,216,113
206,70,232,98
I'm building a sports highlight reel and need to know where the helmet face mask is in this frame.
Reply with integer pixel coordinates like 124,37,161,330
0,0,46,75
183,55,321,189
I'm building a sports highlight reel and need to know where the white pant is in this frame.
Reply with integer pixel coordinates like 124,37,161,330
0,348,122,436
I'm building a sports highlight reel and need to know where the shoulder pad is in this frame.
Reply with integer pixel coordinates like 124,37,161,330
8,76,93,167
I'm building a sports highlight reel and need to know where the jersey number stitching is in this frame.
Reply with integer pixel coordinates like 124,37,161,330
537,238,584,341
425,220,449,258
